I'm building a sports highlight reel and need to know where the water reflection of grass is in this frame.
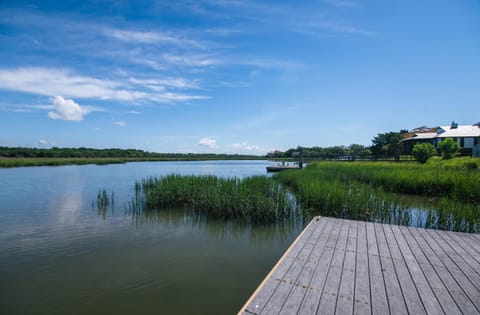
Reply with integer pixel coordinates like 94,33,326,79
276,162,480,233
124,207,305,244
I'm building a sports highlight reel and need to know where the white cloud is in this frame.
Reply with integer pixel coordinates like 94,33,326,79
105,29,205,48
108,29,178,44
0,67,140,100
0,67,208,104
126,110,141,115
132,58,165,70
48,96,91,121
295,21,376,37
39,139,49,145
198,137,217,148
113,121,127,127
160,78,199,89
151,92,209,102
230,142,264,153
162,53,220,67
129,77,199,89
205,28,244,36
238,58,302,70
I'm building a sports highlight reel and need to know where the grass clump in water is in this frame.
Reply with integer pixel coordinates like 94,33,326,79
133,175,294,224
96,188,114,219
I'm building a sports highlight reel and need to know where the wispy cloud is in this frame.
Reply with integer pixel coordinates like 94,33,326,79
162,0,374,38
107,29,178,44
229,142,265,154
129,77,199,89
303,21,376,36
105,28,206,49
0,67,139,101
162,53,221,67
198,137,217,148
113,121,127,127
0,67,208,104
13,109,33,113
205,28,244,36
235,58,303,70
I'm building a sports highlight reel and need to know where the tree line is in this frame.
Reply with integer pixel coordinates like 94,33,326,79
267,130,408,160
266,144,372,159
0,147,260,160
1,128,459,162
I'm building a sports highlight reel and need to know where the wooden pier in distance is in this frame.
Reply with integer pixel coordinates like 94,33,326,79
239,216,480,314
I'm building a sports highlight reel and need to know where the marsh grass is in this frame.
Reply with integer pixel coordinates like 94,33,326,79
96,189,114,219
0,157,129,168
129,175,295,224
276,162,480,233
303,160,480,203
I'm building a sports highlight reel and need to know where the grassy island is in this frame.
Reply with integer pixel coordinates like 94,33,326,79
130,175,294,224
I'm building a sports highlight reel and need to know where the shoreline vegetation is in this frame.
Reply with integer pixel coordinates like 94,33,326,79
0,144,373,168
129,175,294,224
276,159,480,233
118,157,480,233
0,146,265,168
0,156,266,168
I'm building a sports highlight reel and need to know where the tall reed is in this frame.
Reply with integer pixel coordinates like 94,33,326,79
303,160,480,203
131,175,295,224
275,164,480,233
96,188,114,219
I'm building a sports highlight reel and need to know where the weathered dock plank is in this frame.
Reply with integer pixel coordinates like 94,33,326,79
383,224,425,315
365,222,389,315
353,221,370,315
297,220,340,315
407,227,473,314
374,223,408,315
238,217,480,315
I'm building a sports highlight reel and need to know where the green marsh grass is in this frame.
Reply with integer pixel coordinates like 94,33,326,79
302,159,480,203
130,175,295,224
96,188,114,219
275,161,480,233
0,157,129,168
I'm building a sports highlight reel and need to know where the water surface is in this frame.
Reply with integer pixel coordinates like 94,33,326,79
0,161,304,314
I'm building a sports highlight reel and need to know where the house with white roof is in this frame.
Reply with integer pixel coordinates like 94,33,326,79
402,121,480,157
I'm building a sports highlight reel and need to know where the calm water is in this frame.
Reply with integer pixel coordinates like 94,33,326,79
0,161,305,314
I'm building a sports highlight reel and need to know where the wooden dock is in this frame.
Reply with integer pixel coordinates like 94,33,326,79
239,216,480,314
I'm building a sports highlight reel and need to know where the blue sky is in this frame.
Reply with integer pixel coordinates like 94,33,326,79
0,0,479,155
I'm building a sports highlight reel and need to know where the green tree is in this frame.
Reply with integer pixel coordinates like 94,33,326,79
348,144,371,158
412,143,436,163
371,132,404,160
439,138,459,160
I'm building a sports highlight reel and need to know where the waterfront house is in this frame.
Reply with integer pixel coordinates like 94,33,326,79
402,121,480,157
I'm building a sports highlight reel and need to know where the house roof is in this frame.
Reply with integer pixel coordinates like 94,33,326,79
402,132,437,142
437,125,480,138
410,126,438,133
413,132,438,139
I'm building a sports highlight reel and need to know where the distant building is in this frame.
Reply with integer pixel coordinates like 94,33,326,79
402,121,480,157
